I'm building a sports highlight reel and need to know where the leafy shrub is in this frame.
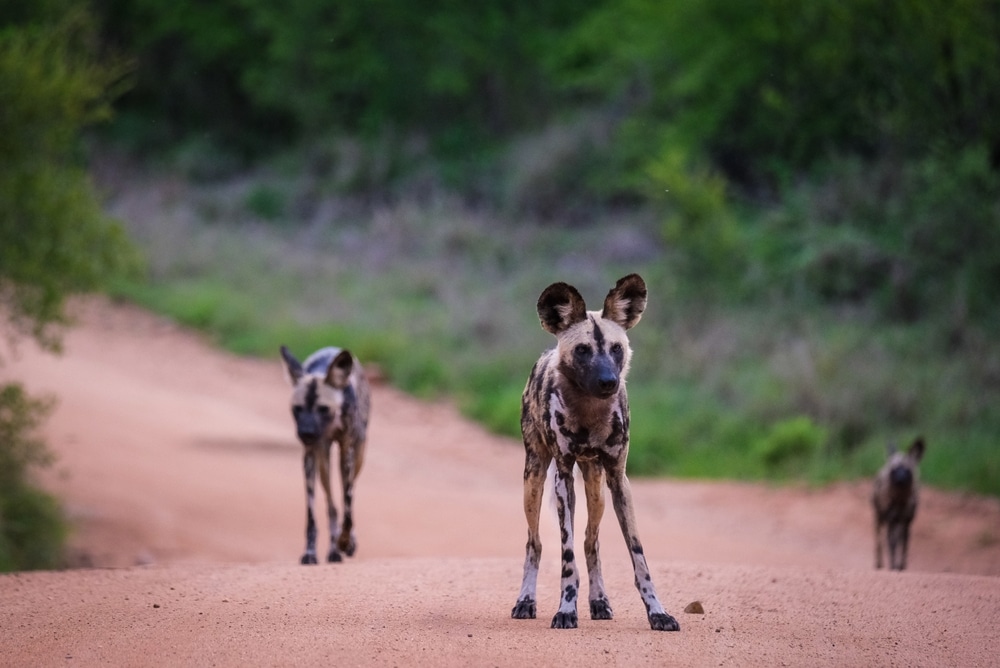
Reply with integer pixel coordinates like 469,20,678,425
560,0,1000,190
0,383,66,571
243,185,287,221
759,147,1000,325
752,416,826,473
0,5,139,348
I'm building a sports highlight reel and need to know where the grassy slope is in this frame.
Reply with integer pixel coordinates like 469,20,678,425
97,150,1000,498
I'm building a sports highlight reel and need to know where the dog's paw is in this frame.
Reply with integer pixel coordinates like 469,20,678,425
551,611,579,629
337,533,357,557
590,598,614,620
300,553,318,565
511,598,536,619
649,612,680,631
326,550,343,563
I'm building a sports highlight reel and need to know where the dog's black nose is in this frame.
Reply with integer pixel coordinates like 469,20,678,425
296,415,321,444
889,465,913,488
597,375,618,395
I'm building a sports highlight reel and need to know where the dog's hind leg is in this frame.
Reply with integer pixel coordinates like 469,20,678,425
512,445,550,620
579,460,612,620
316,444,342,563
606,465,679,631
301,449,320,564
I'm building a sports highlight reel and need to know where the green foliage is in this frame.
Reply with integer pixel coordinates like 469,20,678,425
752,416,825,474
457,361,526,438
756,147,1000,324
561,0,1000,188
0,4,139,350
98,0,593,148
88,0,1000,499
646,146,743,283
105,165,1000,497
0,1,140,570
0,383,66,572
243,185,287,222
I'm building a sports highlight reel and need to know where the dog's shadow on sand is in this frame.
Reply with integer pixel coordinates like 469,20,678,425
193,437,297,457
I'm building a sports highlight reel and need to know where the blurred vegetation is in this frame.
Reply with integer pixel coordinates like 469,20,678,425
1,0,139,570
5,0,999,498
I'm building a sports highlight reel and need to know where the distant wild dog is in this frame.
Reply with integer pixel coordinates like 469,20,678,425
872,437,926,571
511,274,680,632
281,346,371,564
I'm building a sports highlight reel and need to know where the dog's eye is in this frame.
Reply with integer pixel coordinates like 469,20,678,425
610,342,623,355
574,344,590,357
317,405,331,417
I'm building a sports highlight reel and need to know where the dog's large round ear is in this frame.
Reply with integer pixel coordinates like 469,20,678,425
326,350,354,389
602,274,647,330
908,436,926,462
280,345,304,385
537,282,587,335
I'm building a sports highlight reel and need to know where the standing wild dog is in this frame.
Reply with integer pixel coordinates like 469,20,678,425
281,345,371,564
872,436,926,571
512,274,680,632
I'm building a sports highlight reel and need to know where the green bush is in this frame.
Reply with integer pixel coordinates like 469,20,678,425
560,0,1000,189
0,2,140,570
243,184,287,221
0,383,66,572
0,5,139,348
758,147,1000,325
752,416,826,473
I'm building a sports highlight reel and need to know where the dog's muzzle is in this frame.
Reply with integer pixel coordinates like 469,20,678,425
889,465,913,489
296,415,322,446
587,357,620,398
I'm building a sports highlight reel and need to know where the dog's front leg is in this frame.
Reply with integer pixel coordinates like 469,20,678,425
606,466,679,631
336,440,359,557
316,444,342,562
301,449,320,564
551,457,580,629
899,521,912,570
579,460,612,620
888,521,908,571
513,446,549,620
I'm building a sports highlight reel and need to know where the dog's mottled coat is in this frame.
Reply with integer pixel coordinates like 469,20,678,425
281,345,370,564
511,274,679,631
872,437,925,571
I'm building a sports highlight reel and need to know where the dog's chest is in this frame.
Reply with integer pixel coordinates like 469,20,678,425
546,389,627,460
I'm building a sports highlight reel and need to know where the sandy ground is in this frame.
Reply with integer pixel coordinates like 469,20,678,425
2,296,999,667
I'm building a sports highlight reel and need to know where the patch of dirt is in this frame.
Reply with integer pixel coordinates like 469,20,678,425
2,296,998,666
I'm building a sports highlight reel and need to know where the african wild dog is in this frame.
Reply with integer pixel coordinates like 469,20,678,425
511,274,680,632
872,436,925,571
281,345,371,564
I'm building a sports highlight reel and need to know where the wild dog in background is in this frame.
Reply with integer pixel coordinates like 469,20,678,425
281,345,371,564
511,274,680,632
872,436,926,571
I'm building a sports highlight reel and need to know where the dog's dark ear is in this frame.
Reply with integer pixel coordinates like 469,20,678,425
908,437,925,462
326,350,354,389
537,282,587,335
602,274,647,330
280,345,303,385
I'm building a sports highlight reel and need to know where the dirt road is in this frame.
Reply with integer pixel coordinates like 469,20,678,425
3,297,999,666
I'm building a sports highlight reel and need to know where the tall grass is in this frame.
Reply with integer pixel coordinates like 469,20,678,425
99,144,1000,498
